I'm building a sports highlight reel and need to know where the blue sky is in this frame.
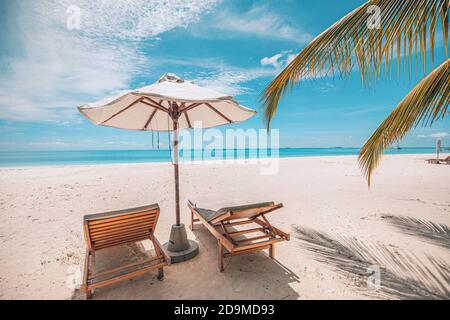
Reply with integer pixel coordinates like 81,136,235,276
0,0,448,150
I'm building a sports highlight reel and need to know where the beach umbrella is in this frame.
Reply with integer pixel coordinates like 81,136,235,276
78,73,256,262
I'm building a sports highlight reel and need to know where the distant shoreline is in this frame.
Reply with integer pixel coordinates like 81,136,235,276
0,147,438,153
0,151,446,169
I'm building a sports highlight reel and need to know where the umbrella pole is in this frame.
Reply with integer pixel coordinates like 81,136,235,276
173,119,181,226
164,102,199,263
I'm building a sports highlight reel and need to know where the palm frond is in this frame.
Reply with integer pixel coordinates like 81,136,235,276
294,225,450,299
358,58,450,185
261,0,449,129
382,215,450,249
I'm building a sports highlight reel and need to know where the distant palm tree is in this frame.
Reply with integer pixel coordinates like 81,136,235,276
261,0,449,185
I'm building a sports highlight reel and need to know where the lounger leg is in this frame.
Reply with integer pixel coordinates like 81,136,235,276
190,210,194,230
91,251,97,274
151,236,163,256
83,250,93,299
218,241,224,272
85,287,92,300
269,244,275,258
157,267,164,281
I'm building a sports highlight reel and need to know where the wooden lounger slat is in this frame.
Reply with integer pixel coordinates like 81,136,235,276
253,218,290,240
224,245,272,258
210,213,232,224
224,220,256,227
90,221,155,235
90,225,153,239
89,219,156,234
86,210,156,225
188,200,289,271
91,229,151,242
84,204,159,221
236,234,272,244
88,262,167,290
87,215,157,229
82,203,168,299
87,217,157,230
90,255,163,280
210,202,283,224
88,221,157,235
228,227,265,237
93,235,153,250
234,237,284,252
91,231,152,246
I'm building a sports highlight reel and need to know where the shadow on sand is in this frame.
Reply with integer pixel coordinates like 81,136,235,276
381,215,450,249
73,226,300,300
293,225,450,300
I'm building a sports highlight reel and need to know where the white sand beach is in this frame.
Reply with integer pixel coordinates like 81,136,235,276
0,154,449,300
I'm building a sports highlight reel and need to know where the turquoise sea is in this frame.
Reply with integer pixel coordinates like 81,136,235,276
0,148,440,167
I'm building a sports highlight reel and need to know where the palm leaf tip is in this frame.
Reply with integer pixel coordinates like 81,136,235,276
260,65,298,130
359,59,450,186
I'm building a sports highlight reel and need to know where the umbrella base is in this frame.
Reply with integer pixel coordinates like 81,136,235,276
163,224,199,264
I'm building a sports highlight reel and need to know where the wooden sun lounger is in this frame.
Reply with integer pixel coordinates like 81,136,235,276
188,200,290,271
427,156,450,164
82,204,170,299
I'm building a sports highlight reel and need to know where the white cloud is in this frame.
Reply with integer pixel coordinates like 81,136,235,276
73,0,220,40
260,51,296,70
417,132,449,138
314,83,337,93
0,0,219,122
192,68,274,96
179,50,300,98
148,56,281,96
213,5,312,44
260,54,284,68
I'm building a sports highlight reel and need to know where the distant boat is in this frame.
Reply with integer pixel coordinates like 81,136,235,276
395,143,401,150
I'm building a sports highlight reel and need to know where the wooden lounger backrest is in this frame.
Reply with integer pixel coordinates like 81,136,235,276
211,202,283,224
84,204,160,251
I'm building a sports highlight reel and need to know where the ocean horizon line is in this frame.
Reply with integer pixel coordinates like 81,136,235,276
0,146,438,153
0,147,443,168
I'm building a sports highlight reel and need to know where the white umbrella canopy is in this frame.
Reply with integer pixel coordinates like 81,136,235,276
78,73,256,131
